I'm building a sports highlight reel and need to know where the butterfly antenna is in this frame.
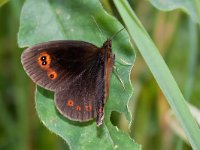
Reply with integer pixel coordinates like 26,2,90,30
91,16,104,42
109,28,124,40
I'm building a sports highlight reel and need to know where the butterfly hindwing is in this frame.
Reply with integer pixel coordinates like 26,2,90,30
55,55,105,122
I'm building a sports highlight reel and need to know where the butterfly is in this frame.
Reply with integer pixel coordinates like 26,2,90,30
21,39,115,126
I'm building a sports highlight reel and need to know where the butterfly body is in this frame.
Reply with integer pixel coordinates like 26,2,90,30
21,40,114,126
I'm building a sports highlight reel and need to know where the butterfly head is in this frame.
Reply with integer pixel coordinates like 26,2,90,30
103,39,112,50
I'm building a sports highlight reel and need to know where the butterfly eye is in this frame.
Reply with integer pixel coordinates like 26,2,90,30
108,42,112,47
103,40,112,49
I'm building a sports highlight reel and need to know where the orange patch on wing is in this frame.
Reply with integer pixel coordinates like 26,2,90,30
67,99,74,107
85,105,92,112
47,69,57,80
37,52,51,69
76,106,81,111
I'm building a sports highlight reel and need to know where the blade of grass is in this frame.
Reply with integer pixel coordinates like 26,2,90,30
176,18,199,150
184,20,198,100
113,0,200,149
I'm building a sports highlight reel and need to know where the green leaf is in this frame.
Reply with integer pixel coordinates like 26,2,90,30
18,0,140,149
149,0,200,24
113,0,200,149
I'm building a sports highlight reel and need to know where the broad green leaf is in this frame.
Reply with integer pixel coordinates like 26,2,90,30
18,0,140,149
113,0,200,149
150,0,200,24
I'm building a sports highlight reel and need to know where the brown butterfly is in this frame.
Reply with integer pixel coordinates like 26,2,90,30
21,39,114,126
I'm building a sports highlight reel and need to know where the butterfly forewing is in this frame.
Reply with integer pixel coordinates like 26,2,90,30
21,41,100,91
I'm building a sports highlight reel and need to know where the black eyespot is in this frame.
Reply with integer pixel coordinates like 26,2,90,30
42,61,47,65
49,74,54,78
41,56,46,61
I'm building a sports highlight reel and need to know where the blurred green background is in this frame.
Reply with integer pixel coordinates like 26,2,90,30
0,0,199,150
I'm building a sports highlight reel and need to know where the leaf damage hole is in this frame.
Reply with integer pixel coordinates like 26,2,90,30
110,111,129,132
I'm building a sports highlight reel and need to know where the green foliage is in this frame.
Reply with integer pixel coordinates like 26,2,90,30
114,0,200,149
150,0,200,24
1,0,200,150
18,0,140,149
